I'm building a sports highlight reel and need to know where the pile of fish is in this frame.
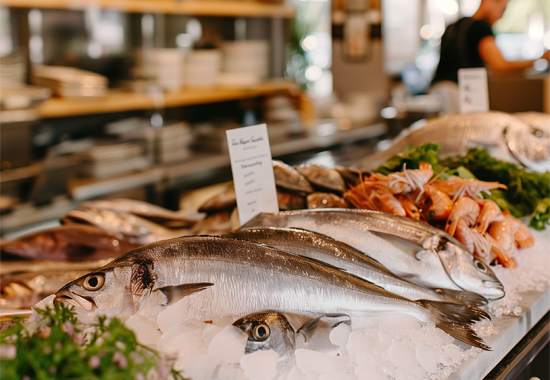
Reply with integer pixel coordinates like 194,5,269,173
54,208,504,356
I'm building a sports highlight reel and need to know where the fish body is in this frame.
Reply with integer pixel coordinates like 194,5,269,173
233,311,351,359
62,208,187,244
307,193,348,209
80,199,200,227
197,187,237,213
277,190,306,211
190,210,232,234
0,225,140,261
272,160,314,194
354,112,549,173
55,236,489,349
295,164,346,193
225,227,487,306
242,209,504,300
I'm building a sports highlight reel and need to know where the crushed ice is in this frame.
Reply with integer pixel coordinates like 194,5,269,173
127,229,549,380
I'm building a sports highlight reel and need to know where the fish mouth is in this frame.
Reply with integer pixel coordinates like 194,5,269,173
54,290,96,311
482,281,506,299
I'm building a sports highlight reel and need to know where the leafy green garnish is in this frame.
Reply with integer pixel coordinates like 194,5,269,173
0,303,185,380
374,143,550,230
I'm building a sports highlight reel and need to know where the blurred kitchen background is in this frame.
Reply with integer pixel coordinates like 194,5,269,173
0,0,548,236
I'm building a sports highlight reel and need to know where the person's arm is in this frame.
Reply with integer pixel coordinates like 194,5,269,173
478,35,550,73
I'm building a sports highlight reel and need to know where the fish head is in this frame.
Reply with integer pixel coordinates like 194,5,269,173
233,311,295,359
437,237,505,300
54,257,155,318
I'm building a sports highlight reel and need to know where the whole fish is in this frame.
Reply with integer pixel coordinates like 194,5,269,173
198,187,237,213
277,190,306,211
307,193,348,209
224,227,487,306
55,235,490,349
272,160,314,194
190,210,232,234
295,163,346,193
80,199,201,227
0,225,141,261
242,209,505,300
1,270,91,309
354,111,550,173
233,311,351,359
62,208,188,244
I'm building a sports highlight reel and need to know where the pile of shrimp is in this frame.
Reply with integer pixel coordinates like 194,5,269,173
343,162,534,268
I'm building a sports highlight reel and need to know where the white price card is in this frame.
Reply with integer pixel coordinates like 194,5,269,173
458,68,489,114
226,123,279,226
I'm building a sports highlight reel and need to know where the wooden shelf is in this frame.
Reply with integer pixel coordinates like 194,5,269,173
0,0,296,18
37,79,299,118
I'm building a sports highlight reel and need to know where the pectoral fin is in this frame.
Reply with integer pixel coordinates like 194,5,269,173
297,313,351,342
157,282,214,306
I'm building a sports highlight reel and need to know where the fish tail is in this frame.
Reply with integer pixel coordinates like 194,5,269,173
433,288,488,307
416,299,491,350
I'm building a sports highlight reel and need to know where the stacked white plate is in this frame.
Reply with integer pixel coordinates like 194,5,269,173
0,53,26,85
140,48,186,92
184,50,222,88
221,40,270,80
155,122,194,164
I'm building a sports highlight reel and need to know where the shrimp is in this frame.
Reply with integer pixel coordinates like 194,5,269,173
503,210,534,248
388,162,433,200
485,233,517,268
344,182,406,217
488,220,518,258
396,195,421,220
454,219,494,263
474,199,505,234
430,177,508,201
422,184,454,222
445,197,480,236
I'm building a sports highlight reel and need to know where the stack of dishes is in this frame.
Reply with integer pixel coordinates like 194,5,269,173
220,40,270,83
155,122,194,164
0,52,26,85
139,48,186,92
31,66,108,98
184,50,222,87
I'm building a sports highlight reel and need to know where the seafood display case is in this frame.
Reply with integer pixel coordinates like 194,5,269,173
1,111,549,380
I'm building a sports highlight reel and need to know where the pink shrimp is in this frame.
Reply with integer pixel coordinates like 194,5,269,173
430,177,508,201
344,182,406,217
454,219,474,253
445,197,480,236
502,210,534,248
488,220,518,259
454,219,494,263
422,184,454,222
396,195,421,220
484,233,517,268
474,199,505,234
388,162,433,200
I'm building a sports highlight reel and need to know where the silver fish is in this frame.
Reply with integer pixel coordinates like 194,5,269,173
233,311,351,360
242,209,505,300
55,235,490,349
307,192,348,209
80,199,201,227
295,163,346,193
225,227,487,306
354,111,550,173
62,208,188,244
273,160,314,194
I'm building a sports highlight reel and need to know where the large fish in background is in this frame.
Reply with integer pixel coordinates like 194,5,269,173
55,235,490,349
243,209,505,300
354,112,550,173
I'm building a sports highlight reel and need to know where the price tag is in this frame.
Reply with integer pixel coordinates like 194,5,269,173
226,124,279,226
458,68,489,114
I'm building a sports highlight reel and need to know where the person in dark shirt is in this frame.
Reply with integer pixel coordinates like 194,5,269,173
430,0,549,112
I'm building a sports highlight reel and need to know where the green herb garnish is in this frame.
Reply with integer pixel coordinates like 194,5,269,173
374,143,550,230
0,303,186,380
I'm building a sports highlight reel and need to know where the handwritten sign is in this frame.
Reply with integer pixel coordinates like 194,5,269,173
226,124,279,226
458,68,489,114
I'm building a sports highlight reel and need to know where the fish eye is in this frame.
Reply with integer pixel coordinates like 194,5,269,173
82,273,105,291
474,259,488,273
252,323,270,341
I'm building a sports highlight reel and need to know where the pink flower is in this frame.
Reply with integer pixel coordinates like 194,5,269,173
112,351,128,369
89,355,100,369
